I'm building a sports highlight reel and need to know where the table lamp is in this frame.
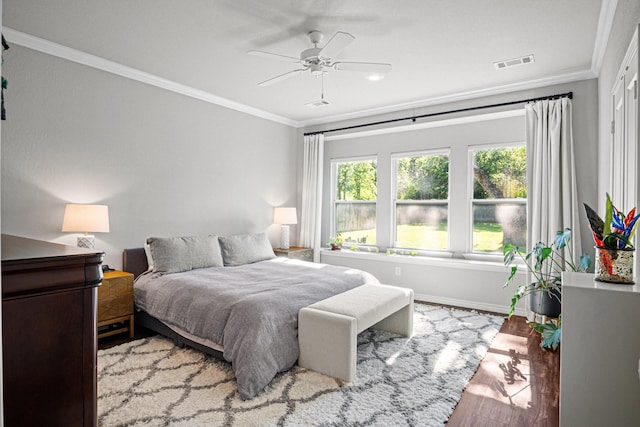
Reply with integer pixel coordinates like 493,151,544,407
274,207,297,250
61,203,110,248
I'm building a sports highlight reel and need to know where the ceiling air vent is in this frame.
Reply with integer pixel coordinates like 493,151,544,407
493,54,535,70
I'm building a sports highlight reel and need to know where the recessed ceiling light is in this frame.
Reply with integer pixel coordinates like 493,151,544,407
493,54,535,70
367,73,385,82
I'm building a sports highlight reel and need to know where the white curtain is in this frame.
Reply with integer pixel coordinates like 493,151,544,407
525,98,582,320
299,133,324,262
526,97,582,255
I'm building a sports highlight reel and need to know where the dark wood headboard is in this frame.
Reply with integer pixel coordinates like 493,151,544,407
122,248,148,279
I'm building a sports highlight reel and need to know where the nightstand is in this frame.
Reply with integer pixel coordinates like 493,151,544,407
97,270,135,339
273,246,313,262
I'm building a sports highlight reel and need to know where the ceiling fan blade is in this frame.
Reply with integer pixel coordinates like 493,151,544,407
318,31,355,59
258,68,306,87
333,62,392,74
248,50,301,63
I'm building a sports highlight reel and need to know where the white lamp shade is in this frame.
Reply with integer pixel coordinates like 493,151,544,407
273,207,297,225
61,204,110,233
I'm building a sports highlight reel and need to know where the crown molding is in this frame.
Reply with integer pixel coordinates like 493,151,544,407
2,28,299,128
591,0,619,76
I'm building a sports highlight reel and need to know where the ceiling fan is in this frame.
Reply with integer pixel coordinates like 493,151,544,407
248,30,392,87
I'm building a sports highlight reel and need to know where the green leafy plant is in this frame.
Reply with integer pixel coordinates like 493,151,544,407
503,228,590,350
327,234,343,249
503,228,591,317
530,316,562,350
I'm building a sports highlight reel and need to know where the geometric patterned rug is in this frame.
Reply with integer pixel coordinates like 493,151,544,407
97,304,504,426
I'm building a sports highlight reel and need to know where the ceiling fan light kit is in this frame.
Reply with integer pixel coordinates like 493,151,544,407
310,63,324,76
249,30,392,89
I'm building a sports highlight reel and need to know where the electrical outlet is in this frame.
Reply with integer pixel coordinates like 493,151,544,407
395,267,401,276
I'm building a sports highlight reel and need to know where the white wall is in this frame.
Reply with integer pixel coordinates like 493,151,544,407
303,79,599,314
560,272,640,426
1,45,298,269
321,250,520,315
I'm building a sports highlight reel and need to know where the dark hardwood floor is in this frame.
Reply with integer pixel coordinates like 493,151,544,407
97,323,155,350
447,315,560,426
98,315,560,426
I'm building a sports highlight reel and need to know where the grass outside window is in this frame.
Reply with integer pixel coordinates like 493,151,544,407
339,222,506,253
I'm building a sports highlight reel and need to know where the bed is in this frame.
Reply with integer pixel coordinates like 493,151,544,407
122,233,378,400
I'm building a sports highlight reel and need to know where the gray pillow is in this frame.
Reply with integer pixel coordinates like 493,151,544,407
219,233,276,266
147,235,223,273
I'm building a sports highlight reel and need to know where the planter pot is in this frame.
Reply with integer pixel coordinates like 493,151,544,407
330,244,342,251
529,285,561,318
595,247,634,284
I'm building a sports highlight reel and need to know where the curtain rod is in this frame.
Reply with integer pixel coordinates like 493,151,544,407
303,91,573,136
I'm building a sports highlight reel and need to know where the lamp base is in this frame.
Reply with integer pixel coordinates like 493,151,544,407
77,235,95,249
280,225,290,250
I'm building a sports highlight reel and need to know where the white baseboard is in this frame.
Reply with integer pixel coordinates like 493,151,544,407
413,292,526,317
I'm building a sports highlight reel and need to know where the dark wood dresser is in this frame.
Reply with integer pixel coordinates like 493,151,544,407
2,234,104,427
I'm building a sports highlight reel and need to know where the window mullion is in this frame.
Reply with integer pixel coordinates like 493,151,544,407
448,144,468,253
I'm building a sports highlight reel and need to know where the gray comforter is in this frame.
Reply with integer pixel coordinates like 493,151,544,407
134,258,378,399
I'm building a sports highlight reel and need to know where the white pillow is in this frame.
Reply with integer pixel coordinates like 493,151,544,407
144,243,154,271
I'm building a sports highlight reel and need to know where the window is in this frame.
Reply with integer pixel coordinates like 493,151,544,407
333,158,377,245
324,111,526,257
471,145,527,253
393,151,449,250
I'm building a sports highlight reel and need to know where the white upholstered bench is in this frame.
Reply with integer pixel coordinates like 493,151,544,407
298,283,414,382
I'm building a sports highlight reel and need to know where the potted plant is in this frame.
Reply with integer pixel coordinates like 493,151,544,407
328,235,343,250
584,194,639,283
503,228,591,349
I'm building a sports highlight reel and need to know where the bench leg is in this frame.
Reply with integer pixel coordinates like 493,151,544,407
298,307,357,382
372,300,414,337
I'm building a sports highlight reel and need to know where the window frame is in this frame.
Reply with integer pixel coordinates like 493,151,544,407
391,149,451,253
467,141,527,255
330,155,378,248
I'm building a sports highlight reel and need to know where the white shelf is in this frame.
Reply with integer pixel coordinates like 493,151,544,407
560,272,640,426
562,271,639,293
